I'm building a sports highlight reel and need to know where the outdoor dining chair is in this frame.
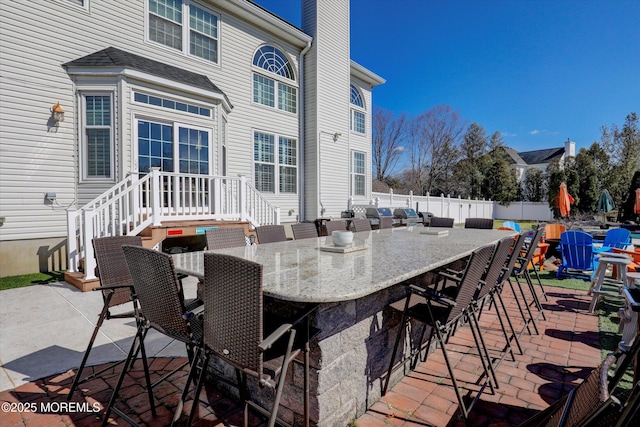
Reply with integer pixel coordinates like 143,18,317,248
351,217,372,232
324,219,348,235
291,222,319,239
501,220,521,233
102,245,204,427
378,216,393,229
510,226,547,335
255,224,287,244
383,244,496,420
205,227,247,249
464,217,494,229
592,228,631,254
186,253,319,427
556,230,595,278
544,223,566,243
518,353,626,427
428,216,454,228
472,235,522,368
67,235,143,400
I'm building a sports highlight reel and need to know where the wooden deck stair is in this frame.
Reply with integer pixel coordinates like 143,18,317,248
64,219,252,292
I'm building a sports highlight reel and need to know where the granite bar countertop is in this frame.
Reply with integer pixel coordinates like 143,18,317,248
173,227,515,303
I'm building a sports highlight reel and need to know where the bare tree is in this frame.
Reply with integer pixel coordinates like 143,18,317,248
405,105,465,195
372,106,407,181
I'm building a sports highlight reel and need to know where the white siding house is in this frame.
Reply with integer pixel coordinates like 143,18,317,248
0,0,384,277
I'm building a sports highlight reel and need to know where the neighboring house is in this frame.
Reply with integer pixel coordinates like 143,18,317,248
500,139,576,180
0,0,384,277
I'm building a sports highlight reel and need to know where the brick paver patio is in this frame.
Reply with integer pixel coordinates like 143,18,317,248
0,284,602,426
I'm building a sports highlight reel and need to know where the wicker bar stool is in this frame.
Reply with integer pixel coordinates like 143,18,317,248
205,227,248,249
100,246,204,427
291,222,319,239
383,244,496,420
255,224,287,244
186,253,319,427
67,235,142,400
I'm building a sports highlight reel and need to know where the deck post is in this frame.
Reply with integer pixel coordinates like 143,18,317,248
213,177,222,216
66,208,79,273
150,168,162,226
82,209,97,280
239,175,247,222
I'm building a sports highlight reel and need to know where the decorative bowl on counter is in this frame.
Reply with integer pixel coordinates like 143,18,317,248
331,230,354,247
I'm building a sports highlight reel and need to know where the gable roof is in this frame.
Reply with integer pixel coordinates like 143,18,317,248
518,147,565,165
501,147,526,165
63,47,232,109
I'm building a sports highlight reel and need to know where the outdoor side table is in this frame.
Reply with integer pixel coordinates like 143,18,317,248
589,256,631,313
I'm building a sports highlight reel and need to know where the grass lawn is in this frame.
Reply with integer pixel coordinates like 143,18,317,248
0,271,65,291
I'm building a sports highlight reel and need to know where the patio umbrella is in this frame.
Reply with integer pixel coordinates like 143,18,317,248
635,188,640,214
597,189,615,213
555,182,574,218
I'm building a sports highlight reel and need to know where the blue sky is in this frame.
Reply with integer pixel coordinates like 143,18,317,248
253,0,639,153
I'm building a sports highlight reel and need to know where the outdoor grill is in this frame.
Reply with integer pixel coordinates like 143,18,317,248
366,207,394,228
394,208,421,226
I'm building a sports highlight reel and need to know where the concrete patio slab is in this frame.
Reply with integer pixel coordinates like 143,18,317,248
0,278,199,393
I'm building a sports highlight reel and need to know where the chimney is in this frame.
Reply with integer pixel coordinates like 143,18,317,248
565,138,575,157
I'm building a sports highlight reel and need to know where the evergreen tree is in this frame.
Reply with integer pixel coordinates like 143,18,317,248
482,158,518,204
455,122,488,198
546,158,566,217
572,150,598,213
521,168,545,202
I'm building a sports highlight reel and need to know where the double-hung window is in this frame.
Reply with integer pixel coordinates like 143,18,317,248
254,131,297,194
148,0,219,63
352,151,366,196
83,93,113,180
350,84,365,134
252,45,297,113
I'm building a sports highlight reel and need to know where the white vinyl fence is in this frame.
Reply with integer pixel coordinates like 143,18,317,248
349,190,553,224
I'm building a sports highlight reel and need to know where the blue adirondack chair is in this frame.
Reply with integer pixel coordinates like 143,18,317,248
592,228,631,254
557,231,595,278
501,221,521,233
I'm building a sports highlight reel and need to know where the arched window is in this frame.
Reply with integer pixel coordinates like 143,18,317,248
253,45,295,80
252,45,297,113
350,84,363,108
350,84,365,133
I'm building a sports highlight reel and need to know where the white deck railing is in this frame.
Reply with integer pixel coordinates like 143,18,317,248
67,169,279,280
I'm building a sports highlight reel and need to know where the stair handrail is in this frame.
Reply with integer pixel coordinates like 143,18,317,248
67,170,280,280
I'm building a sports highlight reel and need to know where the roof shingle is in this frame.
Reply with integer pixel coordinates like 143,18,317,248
63,47,230,106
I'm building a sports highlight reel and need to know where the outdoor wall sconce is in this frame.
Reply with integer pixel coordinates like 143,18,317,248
51,102,65,122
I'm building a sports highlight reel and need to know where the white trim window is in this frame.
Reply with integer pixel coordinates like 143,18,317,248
254,131,297,194
82,93,114,180
148,0,219,63
252,45,297,114
351,151,366,196
350,84,365,134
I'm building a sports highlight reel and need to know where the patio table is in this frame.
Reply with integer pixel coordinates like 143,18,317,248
173,226,515,426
